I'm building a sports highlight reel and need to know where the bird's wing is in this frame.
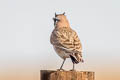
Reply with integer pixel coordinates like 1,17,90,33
51,28,82,55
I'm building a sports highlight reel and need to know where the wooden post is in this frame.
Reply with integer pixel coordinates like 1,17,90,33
40,70,95,80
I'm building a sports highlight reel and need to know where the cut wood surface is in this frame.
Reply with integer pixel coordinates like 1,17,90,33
40,70,95,80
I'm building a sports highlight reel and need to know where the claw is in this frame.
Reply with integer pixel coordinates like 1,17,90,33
70,69,76,71
57,69,65,71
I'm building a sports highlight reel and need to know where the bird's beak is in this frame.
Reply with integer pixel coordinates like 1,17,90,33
53,17,60,26
53,17,60,21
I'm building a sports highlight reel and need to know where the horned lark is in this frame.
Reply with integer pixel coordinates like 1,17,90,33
50,12,83,71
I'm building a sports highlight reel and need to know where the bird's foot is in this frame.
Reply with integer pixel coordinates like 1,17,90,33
70,69,76,71
57,69,65,71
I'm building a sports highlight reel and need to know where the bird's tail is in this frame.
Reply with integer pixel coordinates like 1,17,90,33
70,53,84,64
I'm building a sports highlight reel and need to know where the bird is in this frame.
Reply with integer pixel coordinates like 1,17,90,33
50,12,84,71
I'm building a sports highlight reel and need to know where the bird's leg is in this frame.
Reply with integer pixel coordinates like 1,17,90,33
73,63,75,70
70,62,76,71
60,58,66,70
58,58,66,71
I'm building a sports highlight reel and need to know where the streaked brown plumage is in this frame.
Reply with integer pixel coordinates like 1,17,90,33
50,12,83,70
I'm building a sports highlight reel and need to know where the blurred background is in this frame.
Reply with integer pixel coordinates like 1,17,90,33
0,0,120,80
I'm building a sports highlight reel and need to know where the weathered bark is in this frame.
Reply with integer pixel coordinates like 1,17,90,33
40,70,95,80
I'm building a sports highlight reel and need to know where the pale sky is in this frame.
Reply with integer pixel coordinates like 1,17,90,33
0,0,120,80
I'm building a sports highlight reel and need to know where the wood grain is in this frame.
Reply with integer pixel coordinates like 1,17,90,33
40,70,95,80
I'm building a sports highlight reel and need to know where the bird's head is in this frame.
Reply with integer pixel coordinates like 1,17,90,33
53,12,66,22
53,12,70,28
